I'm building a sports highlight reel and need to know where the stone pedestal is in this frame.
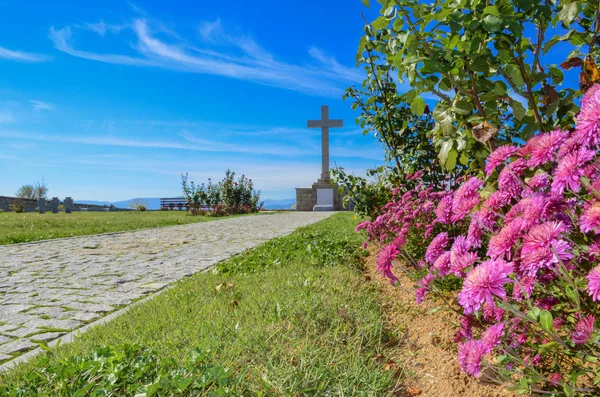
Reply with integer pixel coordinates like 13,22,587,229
295,180,346,211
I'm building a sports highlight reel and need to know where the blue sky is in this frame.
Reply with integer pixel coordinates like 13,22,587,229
0,1,384,201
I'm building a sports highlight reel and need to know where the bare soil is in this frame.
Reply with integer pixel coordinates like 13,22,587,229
364,247,516,397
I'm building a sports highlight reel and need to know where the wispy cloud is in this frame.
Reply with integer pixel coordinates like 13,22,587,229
30,100,54,111
0,45,49,62
48,13,362,96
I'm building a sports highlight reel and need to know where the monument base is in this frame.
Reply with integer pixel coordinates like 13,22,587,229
313,205,334,211
295,180,348,212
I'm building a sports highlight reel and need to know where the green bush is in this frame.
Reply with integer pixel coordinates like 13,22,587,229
9,200,24,213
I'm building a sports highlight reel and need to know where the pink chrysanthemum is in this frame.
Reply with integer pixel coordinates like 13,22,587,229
498,158,527,197
458,340,488,377
520,221,572,276
575,84,600,146
483,191,512,211
433,251,452,276
551,149,595,195
452,178,484,221
376,244,399,284
425,232,449,264
458,259,513,314
512,276,535,301
549,373,562,386
526,129,569,167
487,219,526,260
580,202,600,234
485,145,518,176
481,323,505,350
586,266,600,301
572,315,595,345
435,195,453,224
527,172,550,191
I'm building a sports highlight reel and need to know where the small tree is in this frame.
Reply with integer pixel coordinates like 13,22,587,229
15,179,48,200
128,198,149,211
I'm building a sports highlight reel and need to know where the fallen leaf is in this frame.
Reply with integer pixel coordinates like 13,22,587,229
215,282,234,292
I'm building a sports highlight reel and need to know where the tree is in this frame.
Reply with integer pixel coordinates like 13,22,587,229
360,0,600,171
15,180,48,200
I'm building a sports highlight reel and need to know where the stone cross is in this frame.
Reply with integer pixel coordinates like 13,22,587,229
37,198,46,214
51,197,59,214
307,105,343,182
64,197,73,214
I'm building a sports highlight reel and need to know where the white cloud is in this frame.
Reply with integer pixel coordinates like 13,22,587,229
48,15,362,97
0,46,49,62
30,100,54,111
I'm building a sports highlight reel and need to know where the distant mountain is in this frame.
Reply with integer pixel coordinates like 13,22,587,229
76,198,162,210
262,199,296,210
76,197,295,210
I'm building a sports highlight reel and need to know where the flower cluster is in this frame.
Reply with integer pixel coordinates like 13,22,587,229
360,86,600,394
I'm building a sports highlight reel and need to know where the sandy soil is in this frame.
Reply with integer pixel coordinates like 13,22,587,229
364,247,516,397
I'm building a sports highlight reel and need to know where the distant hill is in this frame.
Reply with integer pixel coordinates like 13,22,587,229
76,197,296,210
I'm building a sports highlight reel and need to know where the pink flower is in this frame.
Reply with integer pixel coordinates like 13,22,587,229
486,145,518,176
426,232,449,264
572,315,595,345
586,266,600,301
551,149,595,195
481,323,505,350
483,191,512,211
498,158,527,197
458,259,513,314
527,129,569,167
433,251,452,276
487,219,526,260
520,221,572,276
548,373,562,386
575,84,600,146
512,276,535,301
526,172,550,191
458,340,488,377
580,202,600,234
435,196,453,224
452,178,484,221
376,244,399,284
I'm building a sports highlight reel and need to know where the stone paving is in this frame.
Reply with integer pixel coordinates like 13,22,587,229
0,212,332,362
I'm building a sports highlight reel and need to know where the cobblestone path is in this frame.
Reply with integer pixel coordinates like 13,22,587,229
0,212,333,363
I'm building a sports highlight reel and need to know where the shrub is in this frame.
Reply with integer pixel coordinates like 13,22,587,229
181,170,261,216
2,344,239,395
10,200,24,213
128,198,149,212
363,86,600,395
136,205,147,211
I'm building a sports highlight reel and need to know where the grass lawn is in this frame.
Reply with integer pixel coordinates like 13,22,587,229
0,211,249,245
0,213,399,396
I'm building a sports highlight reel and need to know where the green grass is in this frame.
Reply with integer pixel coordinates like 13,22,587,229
0,213,399,396
0,211,248,245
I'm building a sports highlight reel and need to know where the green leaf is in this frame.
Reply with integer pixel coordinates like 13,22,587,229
511,100,527,121
438,140,453,167
540,310,553,332
410,96,426,116
459,152,469,165
483,5,500,15
482,15,502,33
511,68,525,86
361,0,370,7
559,2,579,27
427,306,443,314
446,149,458,170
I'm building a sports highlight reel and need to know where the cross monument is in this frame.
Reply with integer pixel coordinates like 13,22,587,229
307,105,343,182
